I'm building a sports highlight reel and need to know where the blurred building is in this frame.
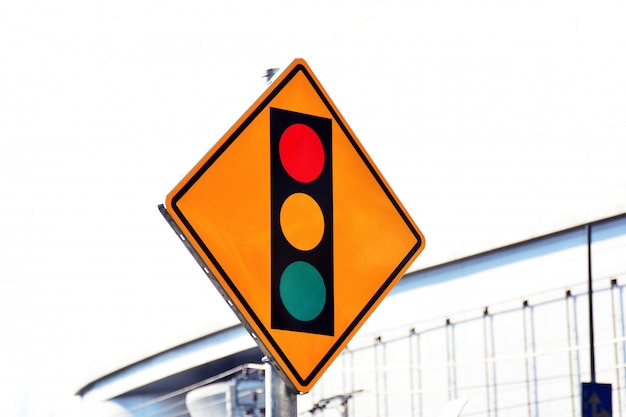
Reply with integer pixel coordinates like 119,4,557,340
77,213,626,417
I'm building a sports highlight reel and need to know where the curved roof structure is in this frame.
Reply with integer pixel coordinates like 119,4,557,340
77,324,261,402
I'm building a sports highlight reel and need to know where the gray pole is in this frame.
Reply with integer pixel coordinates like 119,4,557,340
587,224,596,383
264,358,297,417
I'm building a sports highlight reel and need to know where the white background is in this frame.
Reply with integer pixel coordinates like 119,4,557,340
1,0,625,415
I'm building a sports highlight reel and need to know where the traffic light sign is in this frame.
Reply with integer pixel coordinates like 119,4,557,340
161,58,425,393
270,108,333,336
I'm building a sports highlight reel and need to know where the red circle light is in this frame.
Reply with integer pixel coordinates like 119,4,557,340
279,123,325,183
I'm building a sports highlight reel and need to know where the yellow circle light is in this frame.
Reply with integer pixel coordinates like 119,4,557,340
280,193,325,251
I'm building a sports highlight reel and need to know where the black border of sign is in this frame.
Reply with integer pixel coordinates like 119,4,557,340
168,62,424,388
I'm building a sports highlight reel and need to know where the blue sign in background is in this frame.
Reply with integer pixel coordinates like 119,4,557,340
582,382,612,417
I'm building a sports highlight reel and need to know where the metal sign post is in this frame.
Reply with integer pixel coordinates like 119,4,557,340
581,224,612,417
264,358,297,417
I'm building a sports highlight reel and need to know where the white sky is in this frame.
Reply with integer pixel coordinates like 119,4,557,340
1,0,625,415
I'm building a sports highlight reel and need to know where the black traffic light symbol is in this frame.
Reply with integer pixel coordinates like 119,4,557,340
270,108,334,336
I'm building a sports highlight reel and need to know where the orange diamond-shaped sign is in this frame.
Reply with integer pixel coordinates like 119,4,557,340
160,58,425,393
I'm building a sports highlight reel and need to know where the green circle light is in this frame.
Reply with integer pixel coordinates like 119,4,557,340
279,261,326,322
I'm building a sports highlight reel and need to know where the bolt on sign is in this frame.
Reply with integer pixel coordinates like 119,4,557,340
160,58,425,393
